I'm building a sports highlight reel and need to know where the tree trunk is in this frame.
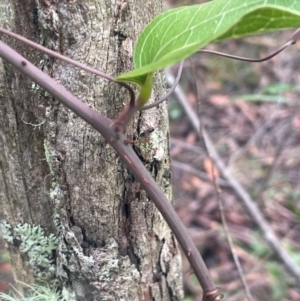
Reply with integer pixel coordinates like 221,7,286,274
0,1,183,300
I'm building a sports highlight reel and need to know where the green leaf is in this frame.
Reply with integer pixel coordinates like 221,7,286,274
266,262,287,300
116,0,300,85
261,83,300,94
234,94,291,103
136,72,154,107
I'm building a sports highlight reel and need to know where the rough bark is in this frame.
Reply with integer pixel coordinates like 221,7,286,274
0,0,183,300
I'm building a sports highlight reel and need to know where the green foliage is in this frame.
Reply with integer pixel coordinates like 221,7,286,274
168,101,184,120
250,231,269,257
266,262,288,300
284,242,300,268
261,82,300,94
235,82,300,103
248,233,300,300
136,72,154,107
0,282,64,301
117,0,300,86
235,94,291,103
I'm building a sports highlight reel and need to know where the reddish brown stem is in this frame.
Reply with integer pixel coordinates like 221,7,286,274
0,40,220,301
202,288,223,301
113,100,137,131
0,27,136,109
198,38,295,62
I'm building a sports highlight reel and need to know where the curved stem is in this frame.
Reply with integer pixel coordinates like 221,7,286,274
0,40,221,301
0,27,136,107
140,28,299,111
198,39,294,62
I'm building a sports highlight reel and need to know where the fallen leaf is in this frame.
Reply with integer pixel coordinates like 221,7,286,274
209,94,230,106
203,157,220,180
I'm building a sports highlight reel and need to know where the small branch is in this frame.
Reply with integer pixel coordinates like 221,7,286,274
0,27,136,108
226,280,268,301
166,71,300,283
171,160,230,188
199,39,295,62
216,189,254,301
171,138,205,154
0,40,220,300
139,28,299,112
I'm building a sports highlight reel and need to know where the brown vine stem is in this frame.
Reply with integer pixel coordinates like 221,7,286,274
0,40,220,301
0,27,136,110
198,39,295,62
0,27,187,132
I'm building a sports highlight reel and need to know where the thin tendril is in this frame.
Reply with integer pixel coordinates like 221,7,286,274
198,39,294,62
2,27,299,114
141,28,299,111
0,27,135,106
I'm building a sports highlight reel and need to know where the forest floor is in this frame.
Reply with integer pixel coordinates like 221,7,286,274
166,1,300,300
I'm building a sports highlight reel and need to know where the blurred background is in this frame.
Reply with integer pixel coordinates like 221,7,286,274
165,0,300,300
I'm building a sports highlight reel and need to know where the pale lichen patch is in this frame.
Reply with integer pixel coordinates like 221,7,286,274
0,221,58,283
136,129,166,162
